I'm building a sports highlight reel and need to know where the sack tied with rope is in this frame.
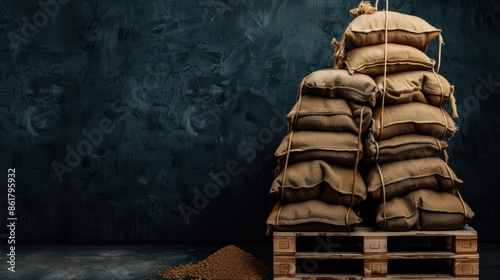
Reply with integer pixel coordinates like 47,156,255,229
366,157,463,201
376,189,474,231
299,69,377,107
287,95,372,134
274,131,362,166
364,133,448,164
270,160,367,206
266,200,362,232
371,102,457,141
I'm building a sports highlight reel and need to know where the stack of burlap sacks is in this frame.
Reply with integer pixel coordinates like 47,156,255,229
265,69,377,231
267,4,474,232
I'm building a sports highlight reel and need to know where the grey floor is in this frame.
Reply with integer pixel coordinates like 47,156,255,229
0,244,498,279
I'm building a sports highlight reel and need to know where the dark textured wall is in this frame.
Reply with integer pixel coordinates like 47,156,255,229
0,0,499,243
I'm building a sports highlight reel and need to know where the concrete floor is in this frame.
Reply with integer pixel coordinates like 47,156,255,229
0,244,271,280
0,244,498,279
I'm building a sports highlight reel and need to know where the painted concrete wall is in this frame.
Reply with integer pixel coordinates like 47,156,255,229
0,0,499,243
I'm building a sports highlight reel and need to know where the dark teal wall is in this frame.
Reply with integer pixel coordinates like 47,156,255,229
0,0,499,243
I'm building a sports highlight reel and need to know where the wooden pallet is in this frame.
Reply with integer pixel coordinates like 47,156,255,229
273,225,479,279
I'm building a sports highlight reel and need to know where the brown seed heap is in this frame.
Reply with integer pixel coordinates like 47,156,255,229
158,245,270,280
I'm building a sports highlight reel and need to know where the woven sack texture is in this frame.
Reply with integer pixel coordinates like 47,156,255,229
376,189,474,230
366,157,463,200
344,11,441,51
301,69,377,107
344,43,435,76
364,133,448,164
371,102,456,140
271,160,367,206
275,131,360,166
333,11,441,70
374,70,453,105
267,200,361,232
288,95,372,134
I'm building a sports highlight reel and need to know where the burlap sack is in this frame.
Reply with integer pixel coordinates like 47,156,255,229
371,102,457,140
288,95,372,134
364,133,448,164
374,70,453,105
376,189,474,231
275,131,360,166
301,69,377,107
344,11,441,51
366,157,463,200
271,160,366,206
267,200,361,232
333,11,441,69
344,43,435,76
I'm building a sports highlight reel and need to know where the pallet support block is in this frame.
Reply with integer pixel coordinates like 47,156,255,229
364,236,388,254
364,236,388,277
364,259,388,277
454,236,478,255
274,255,296,278
454,258,479,277
274,233,296,255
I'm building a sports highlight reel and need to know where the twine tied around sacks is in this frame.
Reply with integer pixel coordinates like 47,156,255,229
375,156,468,230
274,79,306,230
346,105,366,230
442,155,469,226
274,0,461,232
274,78,365,231
277,78,306,201
453,188,470,227
331,1,377,70
331,0,458,119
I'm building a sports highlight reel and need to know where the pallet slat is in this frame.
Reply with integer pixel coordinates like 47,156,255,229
295,252,365,259
274,225,477,237
386,251,479,259
288,274,477,280
292,251,479,260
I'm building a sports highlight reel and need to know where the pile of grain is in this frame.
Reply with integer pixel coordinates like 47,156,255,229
158,245,270,279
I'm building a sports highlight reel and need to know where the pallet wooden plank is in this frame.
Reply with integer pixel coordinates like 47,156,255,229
365,275,478,280
294,274,363,280
283,225,476,237
295,252,365,259
290,274,478,280
386,252,479,259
